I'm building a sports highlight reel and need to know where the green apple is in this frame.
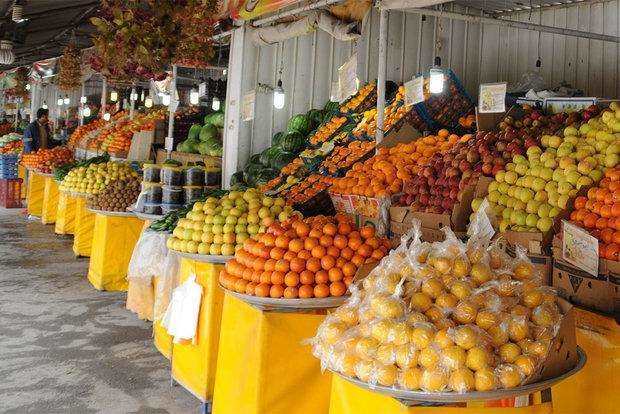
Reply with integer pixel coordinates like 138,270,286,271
213,234,224,244
565,170,581,186
262,196,275,207
564,126,579,136
557,195,569,210
589,169,603,182
552,169,564,182
515,164,528,176
514,200,527,211
519,188,534,203
209,243,222,256
558,181,574,195
526,200,541,214
499,219,510,232
193,201,204,211
186,241,199,254
514,154,528,164
495,170,506,183
534,190,548,202
223,223,235,234
236,233,250,243
549,207,561,218
498,182,510,194
488,181,499,193
487,191,500,204
548,135,562,148
234,223,247,233
201,232,214,243
531,177,546,192
507,186,517,198
505,171,518,184
576,176,593,189
537,203,551,218
506,163,516,171
502,208,514,221
211,223,223,234
526,214,538,228
605,153,619,168
498,194,508,206
247,223,260,235
506,197,516,208
197,242,210,255
537,217,553,232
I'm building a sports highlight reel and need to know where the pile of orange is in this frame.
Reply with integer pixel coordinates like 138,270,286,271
328,130,461,197
21,146,74,173
459,114,476,129
282,174,332,205
352,86,409,138
340,82,376,114
569,168,620,261
320,140,375,175
67,118,106,148
220,214,390,299
309,116,348,146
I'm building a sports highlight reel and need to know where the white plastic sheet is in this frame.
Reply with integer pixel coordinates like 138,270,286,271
161,274,203,343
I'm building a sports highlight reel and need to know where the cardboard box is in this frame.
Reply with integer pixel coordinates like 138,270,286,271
475,105,525,132
552,257,614,315
329,193,354,214
495,239,553,285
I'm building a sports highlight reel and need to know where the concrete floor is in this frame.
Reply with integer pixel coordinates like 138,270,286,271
0,208,200,413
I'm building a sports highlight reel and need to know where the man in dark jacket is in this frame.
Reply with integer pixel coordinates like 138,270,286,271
23,108,52,153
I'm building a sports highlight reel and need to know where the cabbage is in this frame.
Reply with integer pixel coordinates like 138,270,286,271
204,112,225,128
199,124,219,142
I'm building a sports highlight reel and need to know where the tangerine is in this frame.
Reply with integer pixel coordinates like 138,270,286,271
314,283,330,298
270,284,284,298
330,281,347,297
321,255,337,270
315,270,329,284
300,270,315,285
283,286,299,298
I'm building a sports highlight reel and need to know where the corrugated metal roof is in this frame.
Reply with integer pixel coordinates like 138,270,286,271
453,0,599,14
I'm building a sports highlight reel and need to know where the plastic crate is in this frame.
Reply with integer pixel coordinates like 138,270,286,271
0,178,22,208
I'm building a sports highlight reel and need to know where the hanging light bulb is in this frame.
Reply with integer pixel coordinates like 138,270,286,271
189,88,200,105
12,3,23,22
63,95,70,105
140,90,145,101
273,79,285,110
110,90,118,102
144,96,153,108
103,112,111,121
25,84,30,90
0,40,14,65
130,90,138,101
212,96,221,111
429,56,444,94
162,93,171,106
80,96,87,104
82,105,91,117
57,97,64,106
42,101,48,110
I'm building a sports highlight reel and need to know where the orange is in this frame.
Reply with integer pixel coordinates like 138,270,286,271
306,257,321,272
324,223,337,236
304,237,319,251
270,284,284,298
365,237,380,249
245,282,257,296
270,271,285,285
612,203,620,218
242,267,254,281
311,245,327,258
315,270,329,284
328,267,344,282
290,257,306,273
275,259,290,273
614,231,620,244
348,237,363,250
299,285,314,298
342,262,357,277
255,283,271,297
583,213,598,229
330,281,347,297
360,226,376,239
270,247,285,260
284,286,299,298
300,270,315,285
295,222,311,237
351,254,365,267
341,247,354,260
275,235,291,249
264,258,277,272
261,233,276,247
284,271,300,287
321,255,337,270
601,205,612,218
338,222,352,235
289,238,304,253
601,228,614,244
596,217,608,230
573,196,587,210
327,246,341,258
298,249,312,260
358,244,373,258
344,276,354,286
320,235,334,247
309,228,322,238
283,250,297,262
334,234,348,249
314,284,330,298
371,249,385,261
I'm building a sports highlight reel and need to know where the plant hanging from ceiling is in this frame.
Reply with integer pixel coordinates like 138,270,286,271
4,67,29,100
57,43,82,91
89,0,218,84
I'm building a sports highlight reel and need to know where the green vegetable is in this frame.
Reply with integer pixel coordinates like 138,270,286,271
270,150,295,170
204,112,225,128
199,124,219,142
188,124,202,140
287,114,310,135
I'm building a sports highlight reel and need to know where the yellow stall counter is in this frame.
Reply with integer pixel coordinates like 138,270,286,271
87,212,144,291
153,274,173,360
72,196,95,257
55,191,77,235
171,258,226,402
26,171,45,217
18,165,26,199
551,309,620,414
41,176,59,224
212,295,331,414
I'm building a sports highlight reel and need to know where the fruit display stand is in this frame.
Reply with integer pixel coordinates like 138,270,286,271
40,173,59,225
211,293,338,414
86,208,144,291
25,169,45,217
169,253,230,403
72,194,96,257
55,190,77,235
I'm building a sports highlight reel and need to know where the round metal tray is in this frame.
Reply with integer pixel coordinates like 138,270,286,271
129,208,164,222
170,250,233,264
333,346,586,405
87,207,136,218
223,288,350,311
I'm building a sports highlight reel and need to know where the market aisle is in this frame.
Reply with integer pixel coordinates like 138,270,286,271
0,209,199,413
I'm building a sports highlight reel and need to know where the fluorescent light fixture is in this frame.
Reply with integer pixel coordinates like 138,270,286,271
130,91,138,101
57,97,64,106
63,95,70,105
82,105,91,117
25,84,30,90
144,96,153,108
110,90,118,102
429,67,444,94
189,88,200,105
42,101,48,109
80,96,87,104
212,97,221,111
103,112,111,121
162,93,171,106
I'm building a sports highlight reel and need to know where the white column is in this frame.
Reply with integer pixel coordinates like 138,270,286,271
375,7,389,144
222,25,246,189
129,85,136,120
100,77,107,118
165,65,177,153
79,82,85,126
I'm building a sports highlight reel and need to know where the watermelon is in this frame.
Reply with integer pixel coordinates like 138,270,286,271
287,114,310,134
230,171,246,187
272,132,284,147
204,112,225,128
255,169,279,185
197,142,210,155
280,131,305,153
188,124,202,140
249,154,262,165
259,148,272,166
307,109,324,129
324,101,340,114
177,138,200,153
270,150,295,170
199,124,219,142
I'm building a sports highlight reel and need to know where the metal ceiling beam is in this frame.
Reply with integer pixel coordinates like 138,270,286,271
252,0,345,26
379,0,451,9
389,6,620,43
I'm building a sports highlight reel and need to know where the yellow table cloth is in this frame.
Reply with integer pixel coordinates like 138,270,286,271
18,165,26,199
87,213,144,291
171,258,226,402
55,191,77,235
153,274,173,360
26,171,45,217
72,196,95,257
41,176,59,224
212,295,331,414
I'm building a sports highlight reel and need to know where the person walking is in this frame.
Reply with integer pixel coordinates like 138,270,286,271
23,108,52,153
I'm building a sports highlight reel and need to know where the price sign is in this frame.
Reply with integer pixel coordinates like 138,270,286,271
404,76,424,106
198,82,207,97
562,220,599,276
479,82,507,113
338,54,358,103
330,81,341,103
242,90,256,122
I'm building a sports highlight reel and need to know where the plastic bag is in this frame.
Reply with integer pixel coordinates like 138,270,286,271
161,274,203,343
153,252,181,321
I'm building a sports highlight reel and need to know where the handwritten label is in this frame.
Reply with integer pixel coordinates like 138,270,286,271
562,220,599,276
338,54,358,103
404,76,424,106
198,82,207,97
242,90,256,122
479,82,507,113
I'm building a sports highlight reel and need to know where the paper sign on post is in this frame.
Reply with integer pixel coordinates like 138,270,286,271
404,76,425,106
338,54,358,103
479,82,507,113
198,82,207,97
562,220,599,276
242,90,256,122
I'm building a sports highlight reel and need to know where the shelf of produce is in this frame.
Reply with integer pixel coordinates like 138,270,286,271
171,257,226,403
41,176,60,225
222,288,349,312
331,346,585,408
211,293,332,414
72,196,96,258
86,210,144,292
25,170,45,217
55,191,77,235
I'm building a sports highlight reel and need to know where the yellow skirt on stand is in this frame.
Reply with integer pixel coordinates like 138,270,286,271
26,171,45,217
41,177,59,224
54,192,77,235
72,197,95,257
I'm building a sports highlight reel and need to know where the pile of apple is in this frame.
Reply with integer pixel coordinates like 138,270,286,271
167,189,299,256
473,105,619,233
398,107,572,214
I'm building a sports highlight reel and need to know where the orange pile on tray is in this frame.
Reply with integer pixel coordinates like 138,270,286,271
21,146,74,173
0,140,22,154
329,130,461,197
67,118,106,147
309,116,348,146
569,167,620,261
320,140,375,175
220,214,390,299
282,174,332,205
